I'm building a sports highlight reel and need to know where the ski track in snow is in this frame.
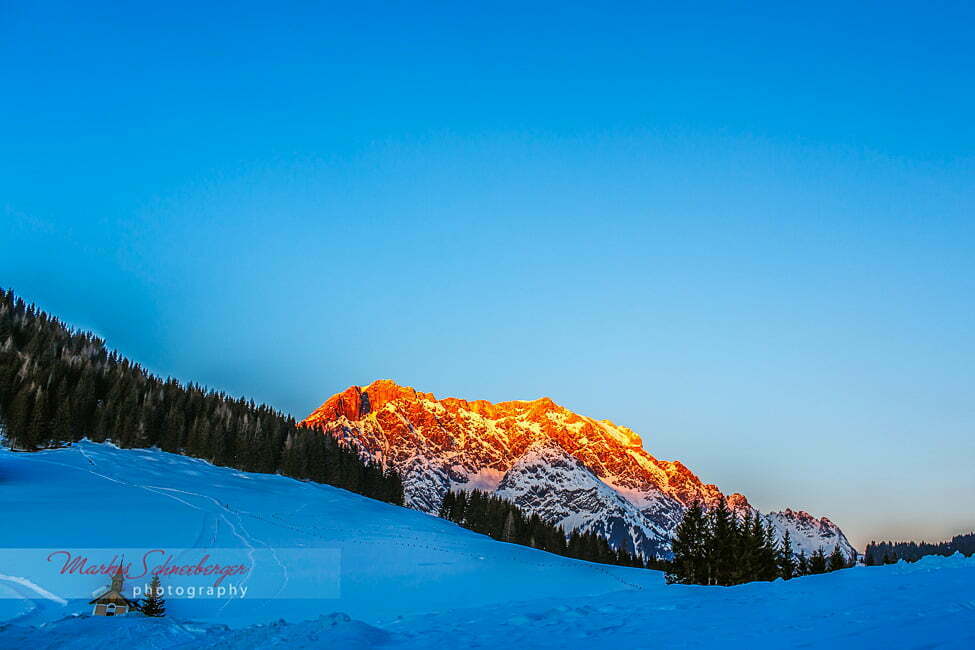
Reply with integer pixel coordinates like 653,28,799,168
5,443,972,649
7,445,653,615
79,447,292,605
10,447,293,612
0,574,69,625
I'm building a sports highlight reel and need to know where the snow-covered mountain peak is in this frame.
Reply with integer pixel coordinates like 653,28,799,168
303,381,855,559
508,437,582,467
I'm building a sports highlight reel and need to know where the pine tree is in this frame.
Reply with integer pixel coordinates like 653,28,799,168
708,496,735,585
6,385,34,449
731,511,760,584
757,516,781,581
438,491,456,520
796,550,809,576
667,500,708,585
140,575,166,617
29,388,52,450
502,510,517,542
778,529,796,580
51,397,73,446
827,544,847,572
808,548,827,574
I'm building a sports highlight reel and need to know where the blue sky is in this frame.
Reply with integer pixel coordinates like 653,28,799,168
2,2,973,548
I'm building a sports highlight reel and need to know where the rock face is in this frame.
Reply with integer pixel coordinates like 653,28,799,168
303,379,855,559
766,509,854,558
494,440,672,556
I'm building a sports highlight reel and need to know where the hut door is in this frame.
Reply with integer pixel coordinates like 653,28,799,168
106,603,116,616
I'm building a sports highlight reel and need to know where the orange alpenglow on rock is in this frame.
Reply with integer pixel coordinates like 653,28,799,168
302,379,856,559
304,379,729,503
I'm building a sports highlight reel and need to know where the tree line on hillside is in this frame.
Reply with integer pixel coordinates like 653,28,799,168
667,498,855,586
438,489,670,570
864,532,974,565
0,288,404,505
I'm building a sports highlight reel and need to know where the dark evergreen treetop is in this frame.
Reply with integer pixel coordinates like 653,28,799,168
140,575,166,618
666,501,851,586
807,548,828,575
0,287,404,506
827,544,848,573
437,489,668,571
863,533,974,565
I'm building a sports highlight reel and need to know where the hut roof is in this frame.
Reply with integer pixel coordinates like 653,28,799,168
89,589,136,606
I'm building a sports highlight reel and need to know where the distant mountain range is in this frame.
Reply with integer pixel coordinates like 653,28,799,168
303,379,854,558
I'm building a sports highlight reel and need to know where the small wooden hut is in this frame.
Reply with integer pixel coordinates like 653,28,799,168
90,567,136,616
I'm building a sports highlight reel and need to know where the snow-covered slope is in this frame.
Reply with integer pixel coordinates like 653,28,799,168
4,555,974,649
303,380,855,558
0,442,658,629
1,442,969,649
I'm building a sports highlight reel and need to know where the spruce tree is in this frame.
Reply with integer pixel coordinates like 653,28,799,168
808,548,827,574
708,496,735,586
731,511,760,584
51,397,73,446
502,510,517,542
140,575,166,617
827,544,847,572
6,386,34,449
796,550,809,576
667,500,708,585
438,491,455,520
778,529,796,580
758,517,780,581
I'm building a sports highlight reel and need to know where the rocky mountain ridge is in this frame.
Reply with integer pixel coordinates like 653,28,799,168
303,379,854,558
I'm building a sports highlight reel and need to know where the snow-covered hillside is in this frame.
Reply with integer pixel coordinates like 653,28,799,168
1,442,972,649
5,557,975,649
0,442,657,629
